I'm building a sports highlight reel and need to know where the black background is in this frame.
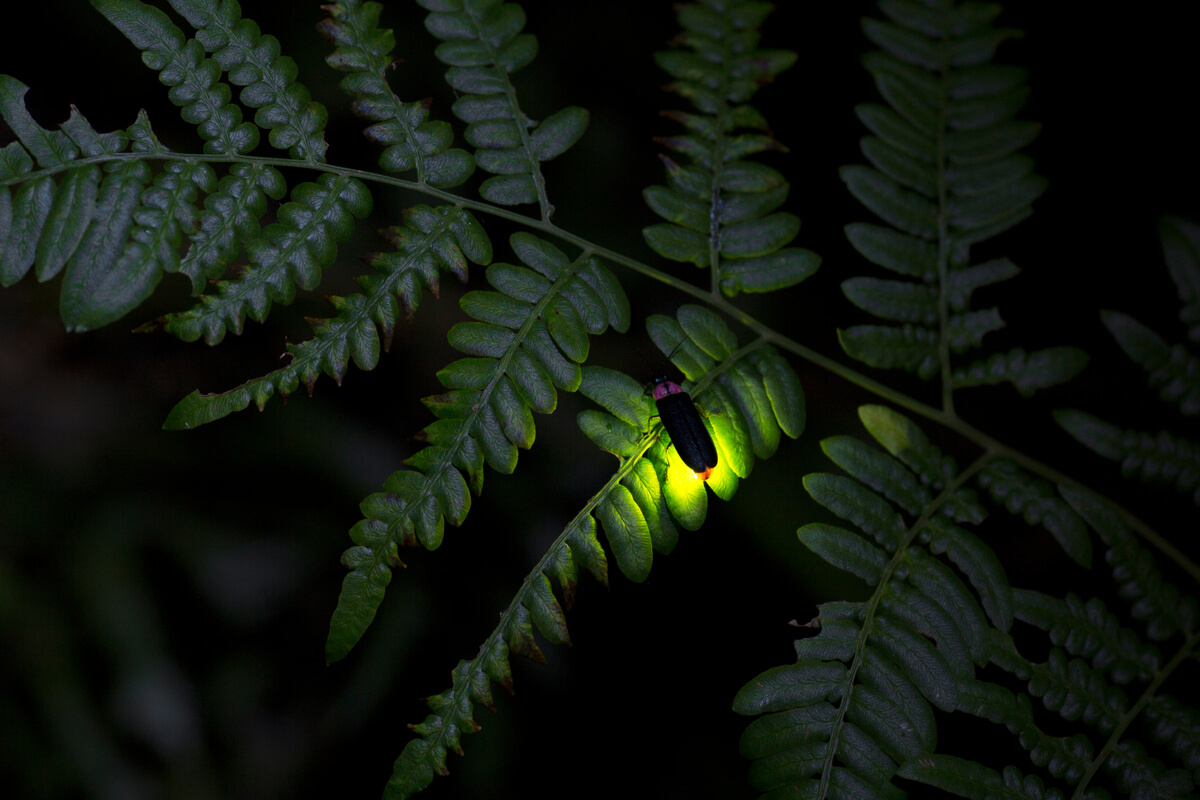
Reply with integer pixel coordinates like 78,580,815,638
2,2,1199,799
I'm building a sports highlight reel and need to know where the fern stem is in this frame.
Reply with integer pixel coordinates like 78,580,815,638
818,450,996,799
1070,629,1200,800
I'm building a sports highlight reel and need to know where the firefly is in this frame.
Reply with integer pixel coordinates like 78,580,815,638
652,376,718,480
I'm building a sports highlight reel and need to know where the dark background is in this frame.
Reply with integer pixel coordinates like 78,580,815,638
2,2,1199,799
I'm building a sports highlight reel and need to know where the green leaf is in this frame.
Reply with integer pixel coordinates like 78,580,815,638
33,165,101,282
977,459,1092,568
952,346,1088,394
0,76,79,167
721,360,782,459
721,213,800,258
732,661,848,716
881,583,973,678
326,519,397,664
858,646,938,751
522,574,570,646
530,106,589,161
479,173,537,205
622,458,678,555
798,523,889,585
840,324,939,378
820,435,928,515
750,346,805,439
739,703,839,759
804,474,906,552
180,0,328,160
950,118,1042,164
897,753,1007,799
859,405,932,465
596,484,652,583
874,72,938,136
856,103,934,163
720,247,820,295
1013,589,1157,684
0,176,53,286
925,517,1013,631
948,173,1047,232
579,366,651,429
1159,216,1200,341
93,0,261,155
60,162,157,331
663,453,707,531
1056,410,1200,505
871,615,958,712
1103,310,1200,414
676,304,736,360
643,222,709,266
861,135,936,196
843,276,936,324
577,410,640,458
862,17,941,70
841,165,937,237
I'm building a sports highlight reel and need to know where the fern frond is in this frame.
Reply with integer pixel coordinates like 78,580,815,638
319,0,474,187
1029,648,1128,734
1057,218,1200,507
923,516,1012,629
147,173,372,343
0,79,118,286
1105,740,1195,799
167,0,328,160
0,78,211,329
1059,486,1197,641
416,0,588,217
1159,216,1200,343
1056,410,1200,506
1144,694,1200,773
176,162,287,293
386,506,606,800
90,0,262,156
1013,589,1160,685
839,2,1085,402
856,404,986,523
738,405,1015,799
388,306,805,796
325,234,628,663
642,0,819,297
953,678,1100,786
735,405,1194,799
163,205,491,429
977,459,1091,567
1102,310,1200,416
81,0,359,331
925,486,1200,799
898,755,1072,800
